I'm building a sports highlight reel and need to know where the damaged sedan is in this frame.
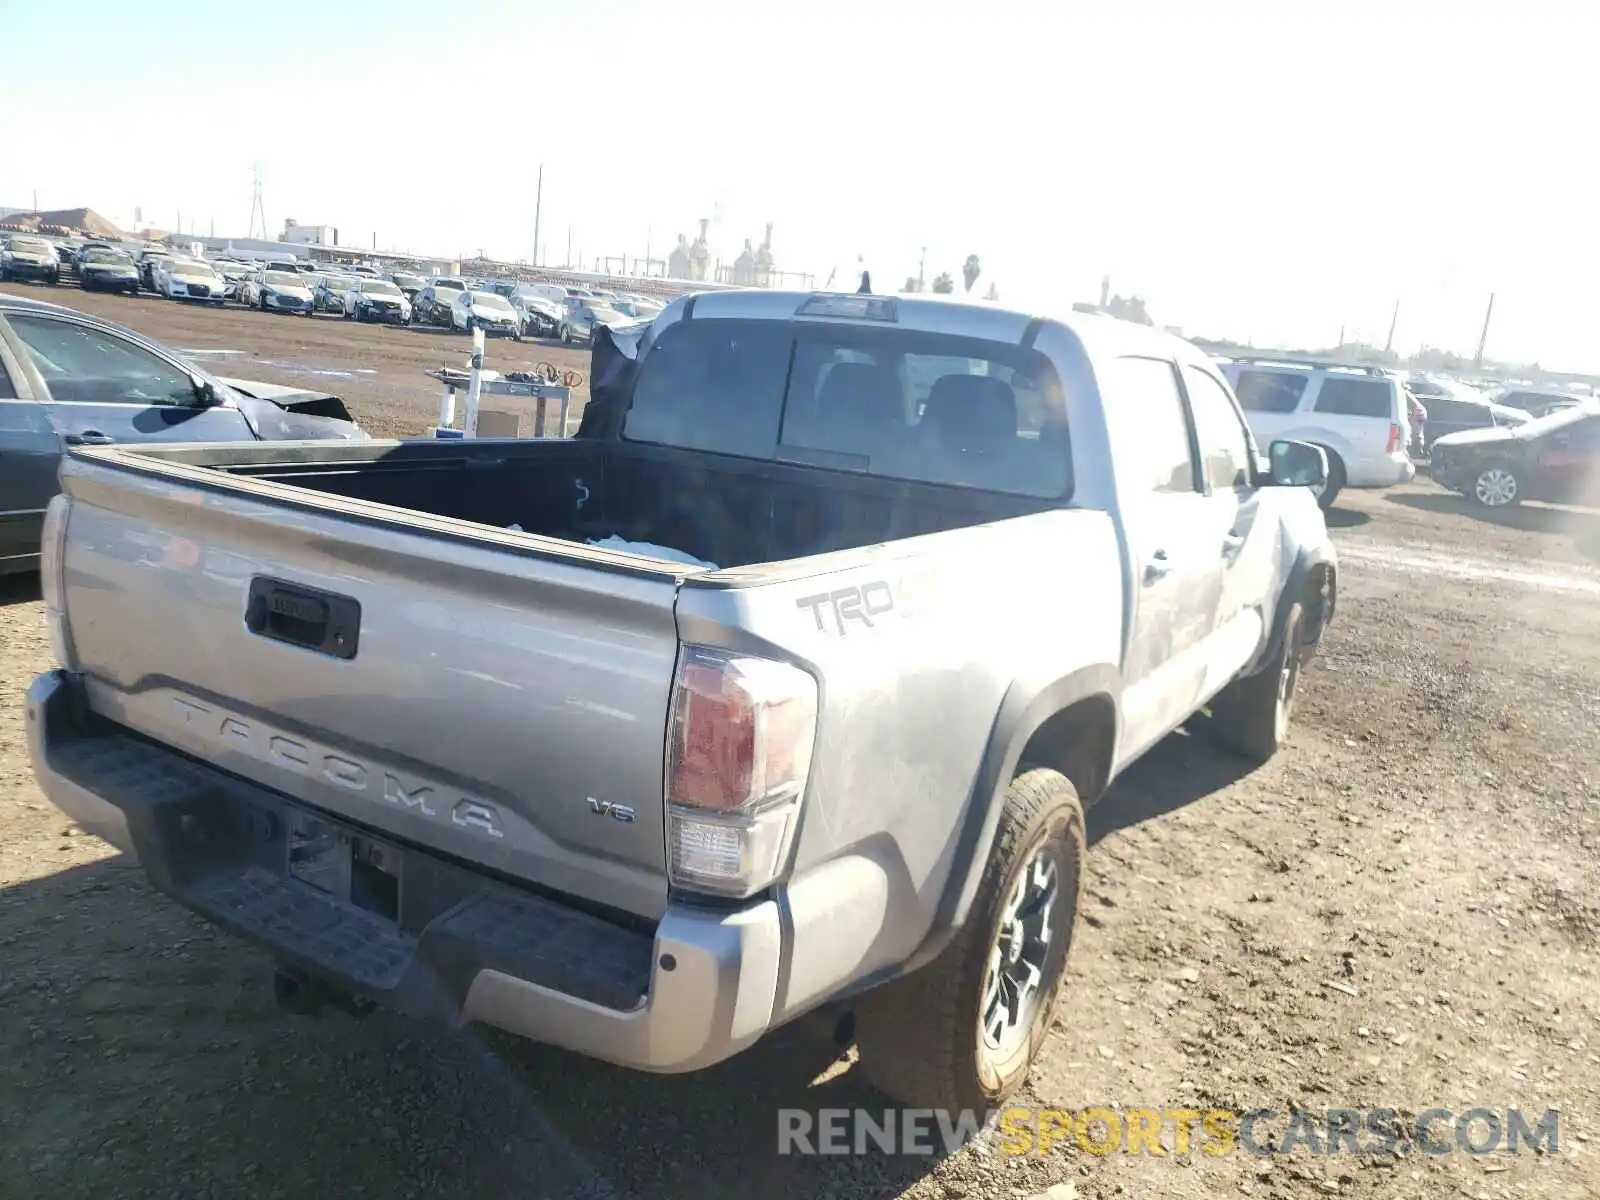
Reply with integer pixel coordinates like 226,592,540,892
0,293,366,575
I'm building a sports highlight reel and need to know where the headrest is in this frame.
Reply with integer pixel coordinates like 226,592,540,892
921,374,1017,446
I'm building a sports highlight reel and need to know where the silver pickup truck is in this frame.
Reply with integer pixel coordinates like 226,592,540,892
26,290,1336,1113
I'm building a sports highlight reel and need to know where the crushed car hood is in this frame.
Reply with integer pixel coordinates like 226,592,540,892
216,376,367,439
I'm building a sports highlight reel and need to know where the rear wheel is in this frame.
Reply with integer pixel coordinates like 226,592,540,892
1471,461,1523,508
855,765,1085,1113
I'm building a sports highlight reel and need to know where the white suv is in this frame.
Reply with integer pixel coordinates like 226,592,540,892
1219,358,1415,507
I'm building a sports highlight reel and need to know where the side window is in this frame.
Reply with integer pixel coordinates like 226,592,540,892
1313,377,1392,418
7,315,198,406
0,351,15,399
1183,366,1253,491
1111,357,1199,494
1233,370,1307,413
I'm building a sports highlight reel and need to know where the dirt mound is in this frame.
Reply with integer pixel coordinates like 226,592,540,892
1,207,125,239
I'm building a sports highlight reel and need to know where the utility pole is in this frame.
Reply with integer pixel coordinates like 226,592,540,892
1337,324,1346,348
917,246,927,292
1383,298,1400,356
566,226,572,269
1473,292,1496,370
532,163,543,268
32,189,38,213
248,164,267,240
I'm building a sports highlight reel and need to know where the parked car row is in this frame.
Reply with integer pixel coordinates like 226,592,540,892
2,234,671,343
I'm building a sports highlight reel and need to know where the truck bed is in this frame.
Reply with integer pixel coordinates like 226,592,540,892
123,437,1055,571
51,435,1067,927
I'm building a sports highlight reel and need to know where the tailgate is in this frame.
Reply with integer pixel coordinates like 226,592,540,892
56,455,680,920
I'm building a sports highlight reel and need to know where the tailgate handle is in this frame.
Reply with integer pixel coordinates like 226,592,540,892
245,577,361,660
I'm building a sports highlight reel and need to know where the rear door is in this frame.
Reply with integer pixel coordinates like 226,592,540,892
0,330,60,570
4,311,257,448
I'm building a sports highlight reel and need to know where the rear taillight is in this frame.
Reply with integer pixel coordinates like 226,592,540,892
40,494,74,666
665,645,817,898
1386,423,1403,453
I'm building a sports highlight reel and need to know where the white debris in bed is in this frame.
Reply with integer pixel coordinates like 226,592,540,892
587,535,718,571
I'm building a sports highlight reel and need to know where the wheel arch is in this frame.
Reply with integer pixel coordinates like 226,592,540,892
1241,548,1337,680
905,664,1120,972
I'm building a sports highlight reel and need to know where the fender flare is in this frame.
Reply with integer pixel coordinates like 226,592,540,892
1243,546,1338,679
906,662,1122,971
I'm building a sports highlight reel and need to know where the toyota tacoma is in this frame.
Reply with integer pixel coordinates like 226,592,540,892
26,290,1336,1112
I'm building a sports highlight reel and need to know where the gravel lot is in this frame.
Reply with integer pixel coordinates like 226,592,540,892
1,284,1598,1198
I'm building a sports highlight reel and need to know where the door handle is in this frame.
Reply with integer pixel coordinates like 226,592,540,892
1222,534,1245,559
63,431,114,446
1143,549,1172,585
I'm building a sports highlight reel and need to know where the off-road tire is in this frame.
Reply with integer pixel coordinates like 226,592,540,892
854,765,1086,1114
1208,602,1305,763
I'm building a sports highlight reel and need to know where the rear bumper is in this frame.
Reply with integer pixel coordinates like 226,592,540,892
1346,452,1416,489
25,669,787,1073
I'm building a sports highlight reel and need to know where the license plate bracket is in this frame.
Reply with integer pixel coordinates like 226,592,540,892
287,810,402,924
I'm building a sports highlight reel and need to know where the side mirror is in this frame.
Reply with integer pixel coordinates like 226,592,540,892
1268,439,1328,490
191,377,218,407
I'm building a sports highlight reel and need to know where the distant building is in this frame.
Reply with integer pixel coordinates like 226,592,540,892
283,219,339,247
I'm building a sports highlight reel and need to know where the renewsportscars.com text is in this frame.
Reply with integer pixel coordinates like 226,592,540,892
777,1106,1561,1157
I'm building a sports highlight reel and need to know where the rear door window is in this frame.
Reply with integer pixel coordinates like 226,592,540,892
1313,377,1392,418
1233,370,1308,413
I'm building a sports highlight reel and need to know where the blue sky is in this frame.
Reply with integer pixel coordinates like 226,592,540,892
2,0,1596,369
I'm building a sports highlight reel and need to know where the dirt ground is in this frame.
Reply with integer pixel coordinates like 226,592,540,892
2,285,1599,1199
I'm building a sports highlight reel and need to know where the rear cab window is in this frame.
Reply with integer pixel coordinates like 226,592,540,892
621,317,1071,499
